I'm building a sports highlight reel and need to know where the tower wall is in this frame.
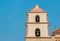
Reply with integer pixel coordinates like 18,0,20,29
26,5,51,41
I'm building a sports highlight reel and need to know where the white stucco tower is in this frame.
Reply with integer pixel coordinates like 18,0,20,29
26,4,51,41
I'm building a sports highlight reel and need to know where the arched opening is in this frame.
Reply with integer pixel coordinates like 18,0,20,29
35,28,40,37
35,15,40,22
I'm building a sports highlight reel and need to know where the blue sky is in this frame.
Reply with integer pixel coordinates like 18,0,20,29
0,0,60,41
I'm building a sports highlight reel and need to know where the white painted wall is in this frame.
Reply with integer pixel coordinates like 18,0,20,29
28,12,48,22
26,24,50,37
55,34,60,37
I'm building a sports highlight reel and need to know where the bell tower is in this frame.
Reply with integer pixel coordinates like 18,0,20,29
26,4,50,41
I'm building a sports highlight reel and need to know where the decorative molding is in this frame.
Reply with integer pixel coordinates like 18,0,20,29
27,12,48,13
25,37,52,39
27,22,49,24
55,37,60,39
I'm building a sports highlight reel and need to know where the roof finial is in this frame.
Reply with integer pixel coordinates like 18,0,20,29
35,4,39,8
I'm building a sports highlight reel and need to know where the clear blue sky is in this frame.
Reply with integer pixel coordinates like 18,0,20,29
0,0,60,41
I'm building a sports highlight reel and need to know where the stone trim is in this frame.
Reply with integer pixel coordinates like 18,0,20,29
55,37,60,39
28,12,48,13
25,37,52,39
27,22,49,24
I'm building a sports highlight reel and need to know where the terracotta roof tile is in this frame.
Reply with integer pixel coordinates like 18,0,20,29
30,5,44,13
53,29,60,34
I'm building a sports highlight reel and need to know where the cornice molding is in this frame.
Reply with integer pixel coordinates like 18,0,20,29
25,37,51,39
27,22,49,24
27,12,48,13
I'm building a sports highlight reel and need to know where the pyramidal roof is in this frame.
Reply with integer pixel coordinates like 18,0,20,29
30,4,44,13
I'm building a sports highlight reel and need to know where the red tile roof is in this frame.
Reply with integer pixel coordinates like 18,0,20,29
53,29,60,34
30,5,44,13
